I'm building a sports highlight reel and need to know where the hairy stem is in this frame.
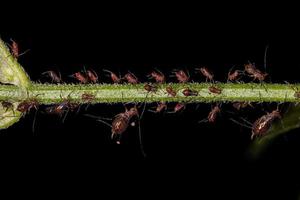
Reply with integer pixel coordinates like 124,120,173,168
1,82,299,104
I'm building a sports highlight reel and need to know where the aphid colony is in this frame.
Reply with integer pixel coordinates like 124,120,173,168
3,40,283,144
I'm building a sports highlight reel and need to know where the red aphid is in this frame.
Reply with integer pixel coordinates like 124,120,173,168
42,71,62,83
112,106,139,144
144,83,158,93
82,93,96,102
227,70,241,82
232,102,252,110
251,110,281,139
173,103,185,113
182,88,198,96
148,70,165,83
208,86,222,94
207,105,221,123
86,70,98,83
197,67,214,81
154,102,167,113
166,86,177,97
72,72,88,84
10,39,19,59
17,99,39,114
103,70,121,84
244,63,268,81
174,70,189,83
124,72,139,84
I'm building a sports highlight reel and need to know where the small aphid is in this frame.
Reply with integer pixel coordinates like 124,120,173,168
17,99,39,114
1,101,14,111
208,86,222,94
103,70,121,84
10,39,19,59
155,102,167,113
82,93,96,102
86,69,98,83
244,63,268,81
294,92,300,98
207,105,221,123
112,107,139,144
144,83,158,93
72,72,88,84
227,70,241,82
45,103,67,116
42,71,62,83
251,110,281,139
197,67,214,81
166,86,177,97
124,72,139,84
173,103,185,113
173,70,189,83
148,70,165,83
182,88,198,96
232,102,252,110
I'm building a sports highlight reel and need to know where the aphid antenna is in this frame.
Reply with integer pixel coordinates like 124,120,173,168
8,38,30,57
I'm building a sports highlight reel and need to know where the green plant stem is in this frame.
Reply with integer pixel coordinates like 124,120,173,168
1,82,300,104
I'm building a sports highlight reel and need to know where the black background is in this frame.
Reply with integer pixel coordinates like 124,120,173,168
1,2,300,198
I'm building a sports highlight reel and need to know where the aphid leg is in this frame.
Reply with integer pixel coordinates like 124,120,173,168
229,118,252,129
240,117,254,127
32,109,39,134
198,118,208,123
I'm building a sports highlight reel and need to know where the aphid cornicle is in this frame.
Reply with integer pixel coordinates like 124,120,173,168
124,72,139,84
111,107,139,144
244,62,268,81
166,86,177,97
207,105,221,123
251,110,281,139
42,71,62,83
148,70,165,83
182,88,198,96
197,67,214,81
173,70,189,83
208,86,222,94
103,70,121,84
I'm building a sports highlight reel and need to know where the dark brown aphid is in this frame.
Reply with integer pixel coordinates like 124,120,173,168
244,63,268,81
42,71,62,83
232,102,252,110
173,103,185,113
82,93,96,102
182,88,198,96
227,70,241,82
148,70,165,83
124,72,139,84
86,69,98,83
72,72,88,84
173,70,189,83
207,105,221,123
45,103,67,116
17,99,39,114
197,67,214,81
112,106,139,144
208,86,222,94
1,101,14,111
166,86,177,97
10,39,19,59
144,83,158,93
103,70,121,84
251,110,281,139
